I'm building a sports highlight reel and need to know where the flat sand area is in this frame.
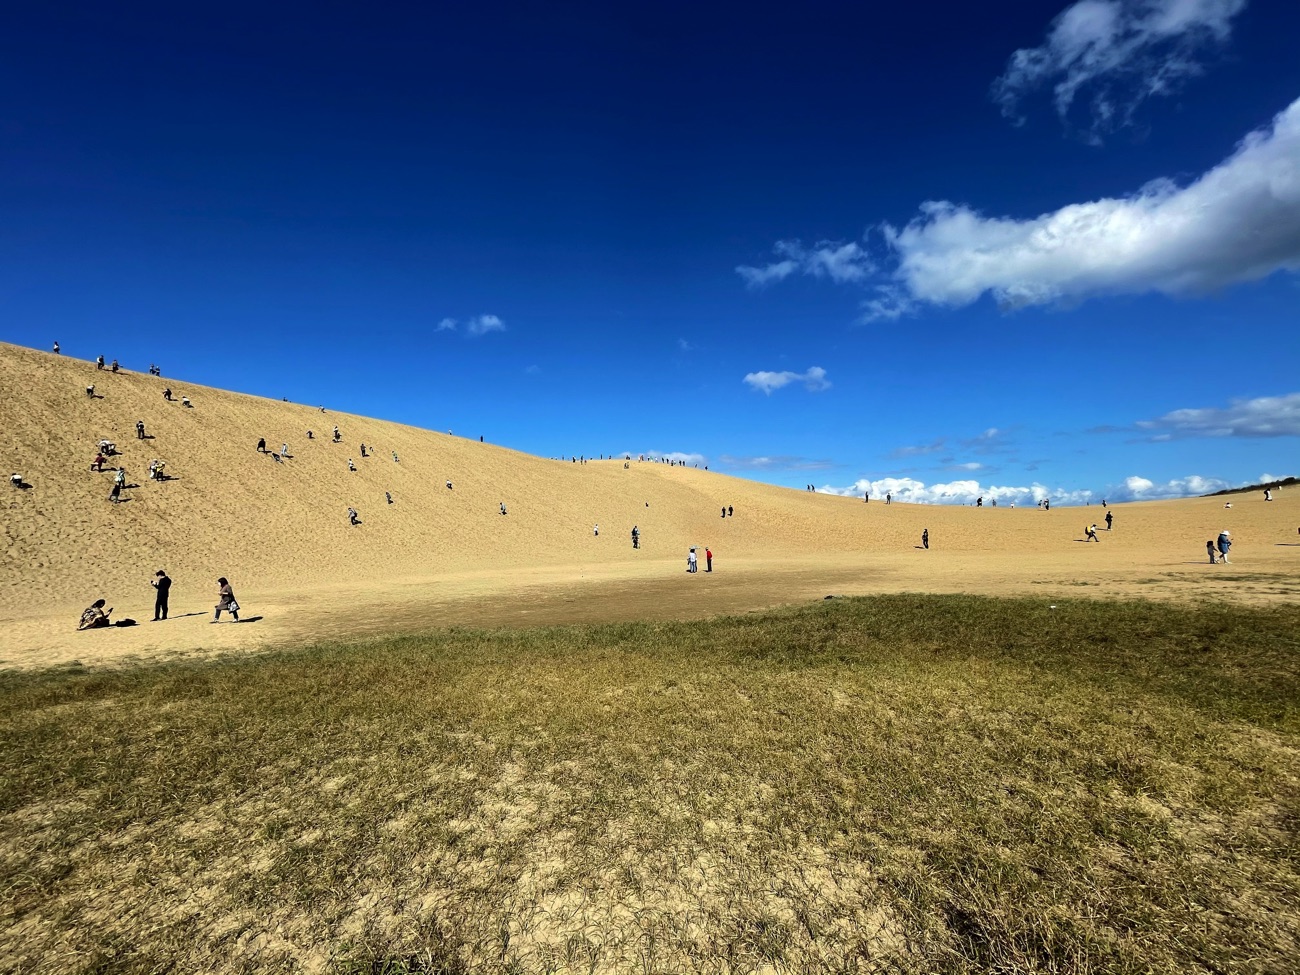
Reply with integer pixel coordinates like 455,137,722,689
3,341,1298,670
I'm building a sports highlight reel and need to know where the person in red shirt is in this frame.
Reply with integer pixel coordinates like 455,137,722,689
705,547,713,572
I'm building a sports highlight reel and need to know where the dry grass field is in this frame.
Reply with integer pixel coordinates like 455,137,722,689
2,341,1297,671
2,342,1299,974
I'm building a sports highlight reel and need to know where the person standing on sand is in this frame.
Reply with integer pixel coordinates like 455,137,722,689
632,526,639,549
1085,524,1100,542
1105,510,1113,531
594,524,599,536
151,570,171,621
705,547,713,572
721,506,726,518
687,548,698,573
886,493,891,504
1217,530,1231,563
257,438,266,453
1207,540,1218,564
1264,488,1272,501
922,528,929,549
727,505,733,517
213,578,239,622
348,507,360,525
96,355,104,370
53,341,60,354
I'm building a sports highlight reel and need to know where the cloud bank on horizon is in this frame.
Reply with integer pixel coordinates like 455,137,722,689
992,0,1248,139
815,472,1264,506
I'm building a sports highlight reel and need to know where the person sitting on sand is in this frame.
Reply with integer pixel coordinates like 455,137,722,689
392,451,399,463
1085,524,1100,542
110,359,119,373
86,384,95,397
307,430,314,439
446,480,453,490
11,473,23,489
163,388,172,401
333,426,341,442
78,599,112,630
181,396,191,407
213,578,239,622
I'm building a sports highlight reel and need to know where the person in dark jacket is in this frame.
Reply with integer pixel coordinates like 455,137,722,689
151,570,172,621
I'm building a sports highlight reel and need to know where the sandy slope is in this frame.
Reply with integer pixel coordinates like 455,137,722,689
3,341,1297,669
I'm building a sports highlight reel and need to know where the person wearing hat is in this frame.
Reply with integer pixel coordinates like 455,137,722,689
1216,530,1232,564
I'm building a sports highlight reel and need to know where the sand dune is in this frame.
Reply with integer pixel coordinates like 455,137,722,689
2,341,1297,669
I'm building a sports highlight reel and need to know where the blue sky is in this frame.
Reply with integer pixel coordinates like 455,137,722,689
2,0,1297,504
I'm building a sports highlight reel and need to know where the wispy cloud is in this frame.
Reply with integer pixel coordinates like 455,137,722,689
437,314,506,336
719,455,834,472
466,314,505,336
742,366,831,395
1135,393,1300,438
892,439,947,458
737,239,874,290
992,0,1248,140
677,338,694,352
869,96,1300,315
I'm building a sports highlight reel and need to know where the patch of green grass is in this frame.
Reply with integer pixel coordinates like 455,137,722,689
1,595,1298,973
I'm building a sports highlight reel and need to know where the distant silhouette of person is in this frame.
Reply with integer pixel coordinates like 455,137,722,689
976,497,983,507
108,482,122,504
1207,540,1218,564
594,524,599,536
1105,510,1113,530
348,459,356,471
11,473,24,489
281,443,288,457
886,493,891,504
1217,530,1231,563
110,359,119,373
705,547,713,572
257,438,266,453
1101,499,1107,507
151,570,171,621
721,506,726,518
1044,498,1050,511
163,388,172,401
348,507,360,525
922,529,929,549
631,526,639,548
307,430,314,439
727,505,733,517
864,493,868,503
53,341,60,354
500,502,507,515
1264,489,1272,501
79,599,112,630
96,355,104,370
392,451,399,463
386,491,393,504
86,384,95,398
446,480,452,489
213,578,239,621
181,396,191,407
333,426,341,442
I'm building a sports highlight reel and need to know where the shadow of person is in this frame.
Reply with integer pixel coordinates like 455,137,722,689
237,616,264,624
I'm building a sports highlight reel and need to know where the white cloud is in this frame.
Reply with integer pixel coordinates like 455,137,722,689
524,364,541,375
738,239,874,289
892,439,946,458
817,471,1253,504
677,338,694,352
466,314,505,336
436,317,457,331
992,0,1248,138
1136,393,1300,438
820,477,1080,505
743,366,831,395
880,96,1300,311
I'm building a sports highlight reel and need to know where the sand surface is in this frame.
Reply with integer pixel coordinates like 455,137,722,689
3,341,1298,670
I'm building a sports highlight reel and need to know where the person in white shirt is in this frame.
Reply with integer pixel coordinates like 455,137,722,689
687,548,698,573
